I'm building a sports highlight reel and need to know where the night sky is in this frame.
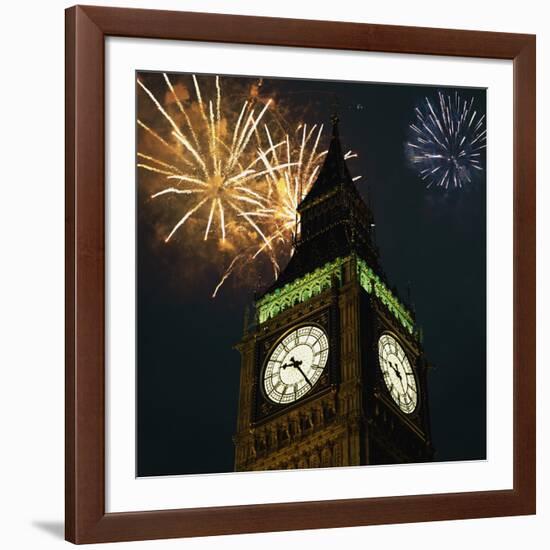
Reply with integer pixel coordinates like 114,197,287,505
136,72,486,477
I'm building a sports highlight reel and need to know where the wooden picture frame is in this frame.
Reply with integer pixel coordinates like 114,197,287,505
65,4,536,544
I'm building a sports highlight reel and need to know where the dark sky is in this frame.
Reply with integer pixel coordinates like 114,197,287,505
136,72,486,477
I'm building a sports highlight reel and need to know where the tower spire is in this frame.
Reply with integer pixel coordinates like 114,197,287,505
298,113,351,207
259,113,379,296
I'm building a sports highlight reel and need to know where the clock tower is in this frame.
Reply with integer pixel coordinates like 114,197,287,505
234,118,433,471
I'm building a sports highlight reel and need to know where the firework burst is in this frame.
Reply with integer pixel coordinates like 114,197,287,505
406,91,486,190
138,74,296,246
137,74,355,296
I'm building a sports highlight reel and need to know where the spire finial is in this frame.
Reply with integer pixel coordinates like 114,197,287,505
331,112,340,137
330,94,340,135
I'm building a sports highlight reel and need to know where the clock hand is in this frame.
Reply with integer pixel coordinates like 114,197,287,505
294,364,313,388
389,362,404,380
281,357,313,388
282,357,301,370
281,357,299,369
389,361,406,392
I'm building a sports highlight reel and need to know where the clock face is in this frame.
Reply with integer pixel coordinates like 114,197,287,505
378,333,418,414
263,325,329,404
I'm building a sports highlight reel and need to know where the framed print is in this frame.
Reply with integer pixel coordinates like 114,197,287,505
65,5,536,544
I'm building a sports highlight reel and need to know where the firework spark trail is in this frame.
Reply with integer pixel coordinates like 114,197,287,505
162,73,199,150
137,120,192,165
212,254,243,298
344,151,362,182
137,153,184,175
152,187,205,198
406,91,486,190
164,197,209,242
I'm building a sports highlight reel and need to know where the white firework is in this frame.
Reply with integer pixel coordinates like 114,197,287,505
406,91,486,190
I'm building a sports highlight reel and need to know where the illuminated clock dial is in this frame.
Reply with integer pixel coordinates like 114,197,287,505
263,325,329,404
378,333,418,414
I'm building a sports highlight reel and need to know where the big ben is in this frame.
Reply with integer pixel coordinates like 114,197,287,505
234,117,434,471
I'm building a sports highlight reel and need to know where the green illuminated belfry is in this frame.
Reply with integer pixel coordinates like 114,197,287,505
264,117,381,293
256,118,415,336
234,117,433,472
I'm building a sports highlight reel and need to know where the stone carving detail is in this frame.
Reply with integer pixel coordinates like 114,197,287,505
241,394,344,470
332,441,342,466
268,426,278,450
321,446,332,467
309,451,320,469
258,438,346,471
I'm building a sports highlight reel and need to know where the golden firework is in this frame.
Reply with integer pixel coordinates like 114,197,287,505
137,73,359,296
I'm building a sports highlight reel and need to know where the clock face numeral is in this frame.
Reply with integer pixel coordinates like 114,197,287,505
263,325,329,404
378,333,418,414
